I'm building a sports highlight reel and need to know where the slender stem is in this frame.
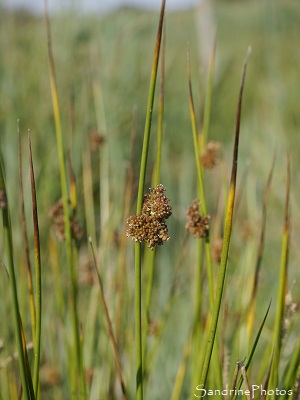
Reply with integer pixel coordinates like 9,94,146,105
269,153,290,395
134,2,165,399
143,23,166,381
18,124,36,343
28,134,42,398
89,238,127,399
200,47,251,386
44,1,85,396
187,46,214,311
135,242,143,400
0,152,33,400
201,36,216,150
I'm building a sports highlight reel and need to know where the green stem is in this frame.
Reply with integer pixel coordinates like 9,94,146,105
28,134,42,398
135,242,143,400
44,1,85,396
0,153,34,400
200,47,251,386
269,155,290,396
134,2,165,399
187,46,214,310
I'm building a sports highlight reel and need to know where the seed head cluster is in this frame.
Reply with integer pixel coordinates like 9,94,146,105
126,184,172,250
200,141,221,170
49,199,84,242
185,199,210,238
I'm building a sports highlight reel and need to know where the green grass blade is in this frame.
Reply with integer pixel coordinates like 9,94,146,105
89,238,127,399
201,36,216,150
187,45,214,315
234,300,272,399
282,338,300,390
44,1,86,397
269,154,291,395
0,149,34,400
28,134,42,398
200,47,251,387
247,151,276,347
134,2,165,399
143,22,166,382
18,124,36,344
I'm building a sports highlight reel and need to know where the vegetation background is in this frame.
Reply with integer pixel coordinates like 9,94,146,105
0,0,300,399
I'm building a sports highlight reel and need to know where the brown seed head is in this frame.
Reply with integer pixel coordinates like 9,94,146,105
200,141,221,170
126,184,172,250
185,199,210,238
49,199,84,242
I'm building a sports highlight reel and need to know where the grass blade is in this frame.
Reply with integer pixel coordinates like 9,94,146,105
201,35,216,150
143,22,166,382
28,133,42,398
89,238,127,399
247,151,276,347
44,1,86,397
0,149,34,400
200,47,251,387
282,338,300,390
134,1,165,399
233,300,272,399
18,123,36,343
269,153,291,395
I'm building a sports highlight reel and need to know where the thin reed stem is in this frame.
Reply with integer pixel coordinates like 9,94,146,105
134,2,165,399
44,1,85,397
269,153,290,396
200,47,251,387
89,238,127,399
28,133,42,398
0,150,34,400
18,124,36,343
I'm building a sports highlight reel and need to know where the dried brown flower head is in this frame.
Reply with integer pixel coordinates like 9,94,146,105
283,291,297,337
49,199,84,242
148,320,160,336
89,130,105,151
200,141,221,170
185,199,210,238
212,237,223,263
126,184,172,250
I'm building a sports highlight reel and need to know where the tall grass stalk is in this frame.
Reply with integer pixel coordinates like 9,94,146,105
0,151,34,400
89,238,127,399
187,45,222,392
143,23,165,382
269,154,290,397
233,300,272,399
187,45,214,309
18,124,36,343
201,37,216,151
134,1,165,398
247,151,276,347
200,47,251,387
28,133,42,398
44,1,86,397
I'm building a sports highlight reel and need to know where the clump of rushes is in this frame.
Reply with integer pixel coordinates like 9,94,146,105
185,199,210,238
200,141,221,170
126,184,172,250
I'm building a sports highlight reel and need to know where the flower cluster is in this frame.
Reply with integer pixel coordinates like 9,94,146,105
49,199,84,242
185,199,210,238
200,141,221,170
126,184,172,250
